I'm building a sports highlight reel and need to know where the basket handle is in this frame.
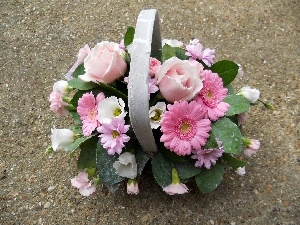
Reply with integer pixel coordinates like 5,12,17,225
128,9,162,155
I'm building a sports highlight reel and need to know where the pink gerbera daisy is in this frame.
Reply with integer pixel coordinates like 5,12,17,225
194,70,230,121
77,92,105,136
97,117,130,155
160,101,211,156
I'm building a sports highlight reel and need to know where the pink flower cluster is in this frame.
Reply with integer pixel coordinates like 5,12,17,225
156,54,229,165
77,92,130,155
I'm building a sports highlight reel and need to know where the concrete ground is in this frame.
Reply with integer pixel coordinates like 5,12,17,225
0,0,299,224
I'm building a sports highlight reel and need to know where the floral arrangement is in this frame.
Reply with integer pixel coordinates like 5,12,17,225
46,26,273,196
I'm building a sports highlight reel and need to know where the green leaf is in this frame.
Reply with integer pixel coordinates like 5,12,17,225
175,160,202,179
161,44,188,62
211,118,242,154
72,64,85,78
203,132,219,149
135,148,150,176
77,135,98,170
222,153,246,170
211,60,239,86
223,95,250,116
68,78,98,90
152,151,172,187
97,82,128,101
69,111,82,125
96,144,124,193
124,26,135,47
174,47,189,60
195,164,224,193
225,84,235,95
159,143,186,163
65,134,96,153
69,125,82,134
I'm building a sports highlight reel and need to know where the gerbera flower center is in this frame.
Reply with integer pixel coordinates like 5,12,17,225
113,107,122,117
201,87,218,107
112,130,120,138
89,109,96,120
175,117,196,140
180,121,191,133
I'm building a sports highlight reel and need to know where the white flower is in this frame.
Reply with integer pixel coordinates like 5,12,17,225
237,86,260,103
149,102,166,129
162,39,183,48
97,96,127,124
51,128,76,151
52,80,70,95
235,167,246,176
113,152,137,179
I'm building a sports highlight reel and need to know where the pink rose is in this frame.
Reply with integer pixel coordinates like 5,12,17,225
155,57,203,102
79,41,127,84
149,57,161,76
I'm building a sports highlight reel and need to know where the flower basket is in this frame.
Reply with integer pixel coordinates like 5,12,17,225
47,9,272,196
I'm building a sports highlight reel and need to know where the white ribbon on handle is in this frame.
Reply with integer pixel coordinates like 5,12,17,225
128,9,162,155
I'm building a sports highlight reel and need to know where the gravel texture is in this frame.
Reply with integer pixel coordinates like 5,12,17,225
0,0,299,224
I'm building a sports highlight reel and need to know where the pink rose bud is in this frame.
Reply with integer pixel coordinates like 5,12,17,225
127,179,139,195
149,57,161,76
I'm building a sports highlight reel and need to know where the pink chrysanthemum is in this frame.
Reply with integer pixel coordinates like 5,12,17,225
160,101,211,156
185,42,215,66
49,91,69,116
191,148,224,169
97,117,130,155
149,77,159,97
194,70,230,121
77,92,105,136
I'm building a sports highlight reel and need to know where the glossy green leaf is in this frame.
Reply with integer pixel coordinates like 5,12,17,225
96,144,124,193
124,26,135,47
65,134,96,153
202,132,219,149
223,94,250,116
68,78,98,90
159,143,186,163
225,84,235,95
152,151,172,187
72,64,85,78
211,60,238,86
222,153,246,169
161,44,188,62
211,118,242,154
195,164,224,193
77,135,98,170
69,111,82,125
175,160,202,179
